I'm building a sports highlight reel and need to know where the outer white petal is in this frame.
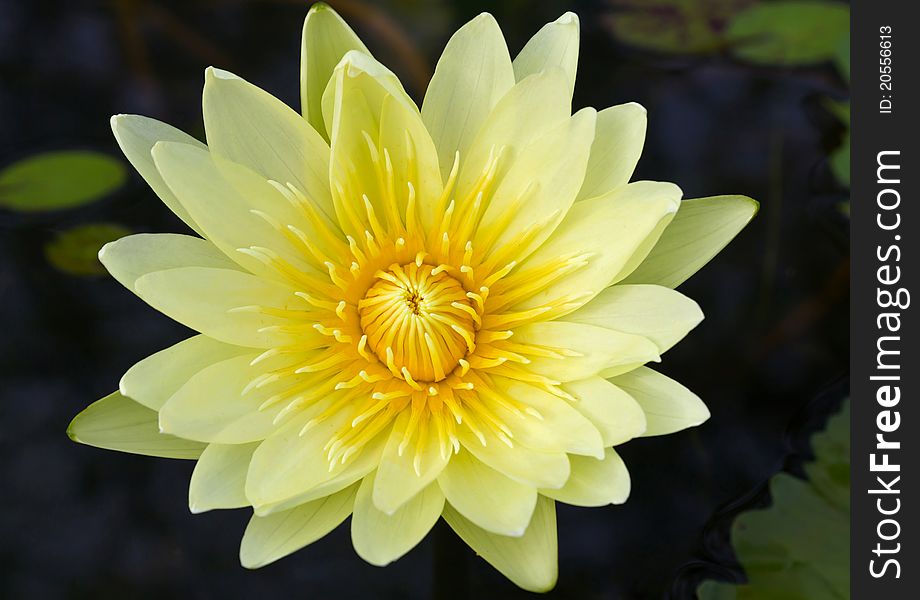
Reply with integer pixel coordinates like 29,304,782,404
188,442,258,513
202,67,333,219
151,141,329,282
490,376,604,458
120,335,252,411
622,195,759,288
421,13,515,181
443,496,558,593
511,321,660,381
457,425,569,490
321,50,415,132
158,352,305,444
110,114,207,235
512,12,579,96
67,392,205,459
253,443,380,516
300,3,371,139
576,103,647,200
352,474,444,566
472,106,596,261
455,67,572,200
561,376,647,446
245,408,386,509
372,411,449,515
133,266,321,349
99,233,241,294
563,284,703,353
517,180,681,313
540,449,630,507
324,53,441,240
240,482,359,568
606,366,710,435
437,449,537,536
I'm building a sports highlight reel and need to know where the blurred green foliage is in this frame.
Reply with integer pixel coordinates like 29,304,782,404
0,151,126,212
824,100,850,187
697,400,850,600
607,0,851,192
726,1,849,66
607,0,755,54
45,223,131,276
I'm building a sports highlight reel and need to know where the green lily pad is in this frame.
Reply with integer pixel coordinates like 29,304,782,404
698,400,850,599
727,1,849,66
829,132,849,187
607,0,755,55
0,151,126,212
45,223,132,276
834,35,850,82
822,100,850,187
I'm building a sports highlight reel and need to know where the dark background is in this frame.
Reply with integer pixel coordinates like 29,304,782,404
0,0,849,598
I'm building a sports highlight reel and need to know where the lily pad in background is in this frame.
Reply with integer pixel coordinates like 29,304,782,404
829,132,849,187
697,400,850,599
606,0,756,55
0,151,126,212
45,223,132,276
726,1,849,66
822,100,850,187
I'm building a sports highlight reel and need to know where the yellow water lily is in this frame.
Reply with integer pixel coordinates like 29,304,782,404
68,4,756,592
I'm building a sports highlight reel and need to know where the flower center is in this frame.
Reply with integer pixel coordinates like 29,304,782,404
358,262,476,383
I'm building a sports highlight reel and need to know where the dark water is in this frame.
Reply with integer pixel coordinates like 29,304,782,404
0,0,848,598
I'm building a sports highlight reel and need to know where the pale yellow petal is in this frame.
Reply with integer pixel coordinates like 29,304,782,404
99,233,241,294
457,425,569,490
561,376,646,446
322,50,414,133
159,352,308,444
245,408,387,508
110,114,206,235
472,106,596,260
421,13,515,180
540,449,630,506
325,54,441,239
443,496,558,593
512,321,660,381
133,266,318,349
120,335,252,410
372,411,449,515
151,141,329,282
622,195,759,288
517,180,681,313
253,441,380,516
576,103,647,200
606,366,710,435
352,474,444,566
438,449,536,536
68,392,205,459
455,68,571,201
563,284,703,353
189,442,258,513
301,3,371,139
240,482,358,568
512,12,579,96
491,376,604,458
202,67,333,219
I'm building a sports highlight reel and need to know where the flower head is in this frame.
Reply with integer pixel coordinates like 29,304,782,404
68,4,756,592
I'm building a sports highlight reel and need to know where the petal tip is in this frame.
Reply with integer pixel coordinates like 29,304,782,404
626,101,646,114
205,66,238,82
65,420,79,443
556,12,579,26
